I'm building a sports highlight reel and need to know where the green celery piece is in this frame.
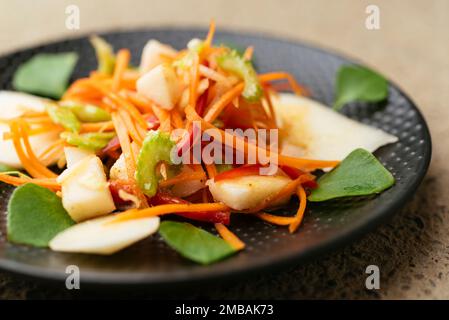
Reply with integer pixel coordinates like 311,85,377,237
61,132,115,151
89,35,116,75
135,131,175,197
12,52,78,99
159,221,236,264
7,183,75,247
47,103,81,133
334,65,388,111
0,164,15,172
62,102,111,122
217,50,262,103
308,148,395,202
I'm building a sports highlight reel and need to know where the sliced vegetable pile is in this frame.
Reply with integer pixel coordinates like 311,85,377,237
0,21,396,264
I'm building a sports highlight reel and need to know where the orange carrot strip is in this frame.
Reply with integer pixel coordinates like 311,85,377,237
243,46,254,61
9,121,52,179
289,185,307,233
111,203,229,223
111,113,148,208
118,109,144,145
187,105,339,170
171,109,184,129
112,49,131,91
126,91,154,114
215,223,245,250
109,92,148,130
203,82,245,122
205,163,217,179
189,53,200,108
204,19,216,49
259,72,308,96
80,121,114,133
0,174,61,191
18,122,57,178
255,212,297,226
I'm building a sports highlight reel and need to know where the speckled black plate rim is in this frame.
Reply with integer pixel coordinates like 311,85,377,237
0,28,432,289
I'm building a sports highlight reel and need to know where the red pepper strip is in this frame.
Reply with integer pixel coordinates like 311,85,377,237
109,179,135,206
176,121,201,157
213,164,263,182
100,136,121,159
145,114,160,130
280,165,318,189
196,89,209,117
149,192,231,225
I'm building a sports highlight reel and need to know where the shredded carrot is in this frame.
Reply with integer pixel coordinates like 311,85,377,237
189,53,200,108
243,46,254,61
255,212,297,226
289,185,307,233
0,173,61,191
112,49,131,91
259,72,309,96
158,170,206,188
203,19,216,49
111,113,148,208
215,223,245,250
111,202,229,223
80,121,114,133
205,163,217,178
187,105,339,170
203,82,244,122
171,109,184,129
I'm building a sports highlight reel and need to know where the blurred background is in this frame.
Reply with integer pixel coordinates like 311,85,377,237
0,0,447,299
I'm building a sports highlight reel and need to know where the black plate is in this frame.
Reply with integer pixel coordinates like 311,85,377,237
0,29,431,288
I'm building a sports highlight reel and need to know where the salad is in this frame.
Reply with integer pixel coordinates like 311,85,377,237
0,21,397,264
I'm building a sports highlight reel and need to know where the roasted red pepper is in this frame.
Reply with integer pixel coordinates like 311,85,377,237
150,192,231,225
109,179,135,206
213,164,263,182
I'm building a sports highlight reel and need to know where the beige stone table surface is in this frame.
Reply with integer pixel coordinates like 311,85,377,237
0,0,447,299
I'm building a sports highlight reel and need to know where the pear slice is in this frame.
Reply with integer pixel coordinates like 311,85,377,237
207,175,292,211
49,215,160,255
273,93,398,161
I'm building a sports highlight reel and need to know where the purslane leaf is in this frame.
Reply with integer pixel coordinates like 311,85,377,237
159,221,236,264
334,65,388,111
7,183,75,247
13,52,78,99
308,148,395,202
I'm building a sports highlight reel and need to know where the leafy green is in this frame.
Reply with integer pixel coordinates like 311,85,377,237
12,52,78,99
61,102,111,122
334,65,388,111
7,183,75,247
89,36,116,75
159,221,236,264
308,149,395,202
61,132,115,151
135,131,175,197
217,50,262,102
46,103,81,133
